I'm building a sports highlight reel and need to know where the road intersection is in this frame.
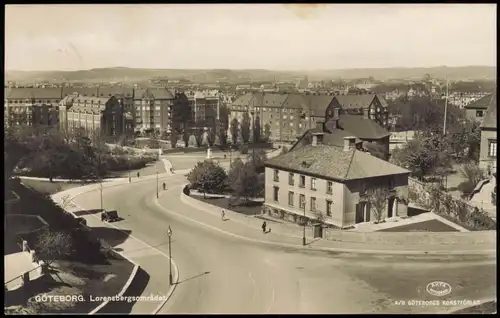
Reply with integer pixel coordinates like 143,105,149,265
68,171,496,314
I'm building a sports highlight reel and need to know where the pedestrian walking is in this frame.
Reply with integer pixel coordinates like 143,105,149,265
137,172,140,178
262,221,267,233
163,182,166,190
221,209,225,221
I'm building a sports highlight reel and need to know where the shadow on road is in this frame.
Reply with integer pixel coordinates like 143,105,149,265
305,238,322,247
73,209,103,217
91,226,132,248
177,271,210,284
96,267,151,314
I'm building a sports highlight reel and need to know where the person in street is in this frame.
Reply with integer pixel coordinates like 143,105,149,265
262,221,267,233
137,172,140,178
221,209,225,221
163,182,166,190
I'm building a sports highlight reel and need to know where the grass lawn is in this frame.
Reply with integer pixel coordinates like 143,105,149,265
379,219,459,232
4,256,134,314
452,301,497,314
191,194,262,216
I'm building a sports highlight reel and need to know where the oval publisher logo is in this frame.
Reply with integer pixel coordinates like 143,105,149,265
426,281,452,297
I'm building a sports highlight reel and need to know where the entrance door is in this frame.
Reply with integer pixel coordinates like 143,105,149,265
355,202,365,223
364,202,371,222
388,197,395,218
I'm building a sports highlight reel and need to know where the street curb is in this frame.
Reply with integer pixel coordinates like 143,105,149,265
52,178,181,314
153,188,496,256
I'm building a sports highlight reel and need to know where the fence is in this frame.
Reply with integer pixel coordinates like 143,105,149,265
408,177,496,231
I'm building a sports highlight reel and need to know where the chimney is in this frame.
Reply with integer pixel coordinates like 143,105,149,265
312,133,324,146
343,136,357,151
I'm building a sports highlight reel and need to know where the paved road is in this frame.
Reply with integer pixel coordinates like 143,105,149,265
71,175,496,314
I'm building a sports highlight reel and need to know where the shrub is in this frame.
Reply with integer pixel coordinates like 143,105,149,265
457,180,475,199
187,160,228,196
240,145,249,155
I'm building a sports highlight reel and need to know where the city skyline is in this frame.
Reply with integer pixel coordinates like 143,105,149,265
5,4,497,72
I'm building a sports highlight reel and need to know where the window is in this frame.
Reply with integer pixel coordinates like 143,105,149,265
288,172,294,186
283,115,287,119
290,115,294,120
311,178,317,190
299,194,305,209
273,169,279,182
288,191,294,206
310,197,316,212
327,181,333,194
326,200,332,216
476,110,484,117
273,186,279,202
488,140,497,157
299,175,306,187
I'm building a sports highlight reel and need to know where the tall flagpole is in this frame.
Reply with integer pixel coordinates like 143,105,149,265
443,77,449,136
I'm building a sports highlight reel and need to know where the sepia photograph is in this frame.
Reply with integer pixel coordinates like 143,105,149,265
4,3,497,315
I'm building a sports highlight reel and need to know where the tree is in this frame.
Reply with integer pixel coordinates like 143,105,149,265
148,132,160,149
230,118,240,145
207,129,216,147
459,162,485,187
227,157,245,186
241,113,251,144
194,129,204,148
363,142,388,160
170,130,179,148
447,119,481,163
230,162,264,201
254,116,261,143
218,127,228,147
171,94,192,140
263,124,272,143
247,148,267,173
366,187,391,223
35,229,73,268
186,160,227,197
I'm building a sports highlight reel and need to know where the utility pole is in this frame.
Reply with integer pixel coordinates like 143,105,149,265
443,77,449,136
167,226,173,285
250,110,256,165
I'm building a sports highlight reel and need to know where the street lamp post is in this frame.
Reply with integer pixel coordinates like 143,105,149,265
156,169,159,199
302,202,306,246
100,181,104,211
250,111,256,165
167,226,173,285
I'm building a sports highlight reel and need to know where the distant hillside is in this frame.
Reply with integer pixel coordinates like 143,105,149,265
5,66,496,84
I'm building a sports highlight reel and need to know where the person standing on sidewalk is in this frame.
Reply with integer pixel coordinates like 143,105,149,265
221,210,225,221
262,221,267,233
137,172,140,178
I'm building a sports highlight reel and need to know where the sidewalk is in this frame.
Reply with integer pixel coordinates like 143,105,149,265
159,188,495,255
51,181,178,314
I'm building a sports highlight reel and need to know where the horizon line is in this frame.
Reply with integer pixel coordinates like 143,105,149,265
5,64,497,73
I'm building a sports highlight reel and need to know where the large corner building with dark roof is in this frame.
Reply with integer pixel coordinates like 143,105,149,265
228,92,390,144
263,108,410,228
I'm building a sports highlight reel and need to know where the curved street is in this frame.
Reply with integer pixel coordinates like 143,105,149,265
71,174,496,314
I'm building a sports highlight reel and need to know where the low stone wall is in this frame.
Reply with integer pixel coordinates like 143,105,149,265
408,177,496,231
323,229,496,246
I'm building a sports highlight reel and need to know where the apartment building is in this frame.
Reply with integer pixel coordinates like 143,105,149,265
4,87,64,128
186,91,220,129
59,94,130,138
228,92,338,143
264,133,410,228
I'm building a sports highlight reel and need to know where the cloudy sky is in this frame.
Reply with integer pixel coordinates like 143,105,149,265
5,4,497,71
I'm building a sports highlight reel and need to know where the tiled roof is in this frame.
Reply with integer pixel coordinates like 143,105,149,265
6,87,63,99
63,87,98,97
265,144,409,181
480,92,497,129
376,94,388,107
74,96,111,104
338,115,390,139
97,86,134,98
465,93,494,110
291,126,363,150
140,88,175,100
232,92,255,107
334,94,375,109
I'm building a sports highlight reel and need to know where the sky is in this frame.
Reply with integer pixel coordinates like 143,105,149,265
5,4,497,71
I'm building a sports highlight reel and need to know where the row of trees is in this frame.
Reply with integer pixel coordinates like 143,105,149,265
187,150,267,201
229,115,272,145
